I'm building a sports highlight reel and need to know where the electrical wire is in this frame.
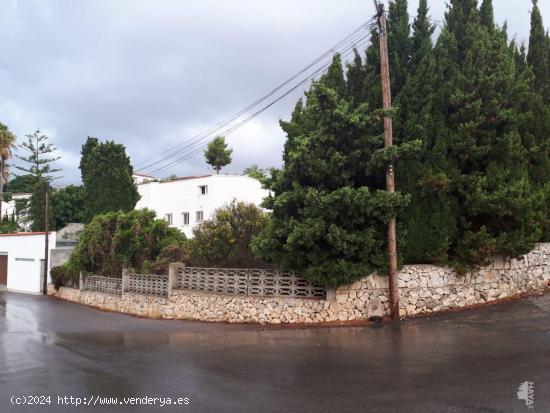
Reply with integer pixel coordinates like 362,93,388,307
145,33,374,175
134,18,377,173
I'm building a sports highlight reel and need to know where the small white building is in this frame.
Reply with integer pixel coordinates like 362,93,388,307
0,231,56,294
135,174,269,237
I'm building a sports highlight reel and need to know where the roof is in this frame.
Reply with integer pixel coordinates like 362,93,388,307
133,172,156,178
161,174,212,183
0,231,54,237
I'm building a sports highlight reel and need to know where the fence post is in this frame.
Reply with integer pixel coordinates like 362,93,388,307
326,287,336,302
79,271,83,291
122,268,129,295
168,263,184,296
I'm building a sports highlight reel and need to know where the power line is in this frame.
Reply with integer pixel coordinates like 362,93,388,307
145,34,374,175
146,35,373,175
135,18,377,172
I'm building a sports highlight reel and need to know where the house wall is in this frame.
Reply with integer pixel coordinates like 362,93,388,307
135,175,269,237
0,232,56,294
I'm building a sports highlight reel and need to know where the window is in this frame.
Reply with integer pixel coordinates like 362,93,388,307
165,213,173,225
196,211,204,222
182,212,190,226
199,185,208,195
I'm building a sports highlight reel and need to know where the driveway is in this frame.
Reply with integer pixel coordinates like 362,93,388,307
1,291,549,412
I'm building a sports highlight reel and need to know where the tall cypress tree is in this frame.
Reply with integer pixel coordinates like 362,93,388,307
410,0,435,71
527,0,550,100
80,137,140,222
479,0,494,30
253,55,412,286
434,3,545,266
388,0,411,96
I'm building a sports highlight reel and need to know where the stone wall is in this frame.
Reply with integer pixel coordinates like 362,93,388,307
48,243,550,323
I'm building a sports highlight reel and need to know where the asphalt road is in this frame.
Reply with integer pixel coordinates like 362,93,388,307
1,291,549,412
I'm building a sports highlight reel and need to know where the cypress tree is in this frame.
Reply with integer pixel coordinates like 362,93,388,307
444,0,479,62
253,55,412,286
80,138,140,222
527,0,550,99
434,8,545,267
388,0,411,96
345,50,368,108
410,0,435,71
479,0,494,30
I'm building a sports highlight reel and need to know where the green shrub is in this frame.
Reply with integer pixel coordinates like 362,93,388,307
142,244,189,274
50,265,66,290
50,261,79,290
67,209,186,276
189,201,269,268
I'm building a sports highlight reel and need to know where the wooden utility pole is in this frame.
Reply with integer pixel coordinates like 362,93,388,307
375,1,399,320
42,182,49,295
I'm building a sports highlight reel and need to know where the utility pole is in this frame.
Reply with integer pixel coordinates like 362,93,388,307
375,1,399,320
42,182,49,295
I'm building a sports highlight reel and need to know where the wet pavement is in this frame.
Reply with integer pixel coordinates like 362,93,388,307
1,291,549,412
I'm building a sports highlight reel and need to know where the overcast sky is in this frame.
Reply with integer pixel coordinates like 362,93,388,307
1,0,548,185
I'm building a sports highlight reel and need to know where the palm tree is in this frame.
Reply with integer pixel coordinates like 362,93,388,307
0,123,16,220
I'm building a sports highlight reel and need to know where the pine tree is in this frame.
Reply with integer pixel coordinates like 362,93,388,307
204,136,233,174
14,129,61,183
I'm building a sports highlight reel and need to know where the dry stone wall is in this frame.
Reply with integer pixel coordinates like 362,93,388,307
48,243,550,323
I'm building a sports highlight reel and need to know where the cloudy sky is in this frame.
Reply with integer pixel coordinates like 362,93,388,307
1,0,548,185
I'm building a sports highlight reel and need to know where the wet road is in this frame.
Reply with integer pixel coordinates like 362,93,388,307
1,292,549,412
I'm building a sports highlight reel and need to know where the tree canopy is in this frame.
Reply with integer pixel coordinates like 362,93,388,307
14,129,60,183
204,136,232,174
253,0,550,286
80,137,140,222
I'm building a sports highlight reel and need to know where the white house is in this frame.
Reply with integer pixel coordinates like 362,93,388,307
134,174,269,237
1,192,32,231
0,231,56,294
132,172,155,185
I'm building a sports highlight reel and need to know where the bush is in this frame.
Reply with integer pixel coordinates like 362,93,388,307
189,201,269,268
51,261,79,290
67,209,186,276
142,244,189,275
50,265,66,290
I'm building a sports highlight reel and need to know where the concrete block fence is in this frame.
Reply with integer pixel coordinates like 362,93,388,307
48,243,550,323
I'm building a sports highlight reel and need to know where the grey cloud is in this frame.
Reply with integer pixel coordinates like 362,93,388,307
0,0,546,184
